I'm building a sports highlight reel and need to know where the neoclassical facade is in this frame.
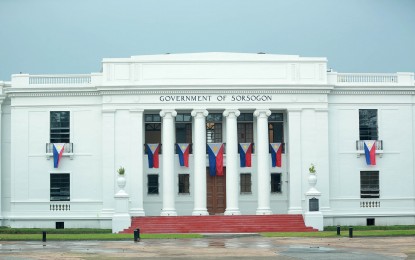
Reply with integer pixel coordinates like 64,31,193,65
0,52,414,228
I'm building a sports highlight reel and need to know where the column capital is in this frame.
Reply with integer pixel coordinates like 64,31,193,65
253,109,271,118
160,109,177,118
191,109,208,117
223,109,240,118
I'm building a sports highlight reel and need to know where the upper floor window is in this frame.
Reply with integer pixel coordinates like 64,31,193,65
359,109,378,140
206,113,223,143
50,173,70,201
268,113,284,143
237,113,253,143
145,114,161,143
176,113,192,143
360,171,379,198
50,111,70,143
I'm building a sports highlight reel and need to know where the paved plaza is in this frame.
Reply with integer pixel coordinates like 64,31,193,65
0,235,414,259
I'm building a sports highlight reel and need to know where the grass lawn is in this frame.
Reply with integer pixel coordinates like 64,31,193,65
1,226,415,240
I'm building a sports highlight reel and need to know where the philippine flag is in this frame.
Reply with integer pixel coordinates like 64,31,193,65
364,140,376,165
238,143,252,167
177,143,190,167
146,143,160,168
53,143,65,168
270,143,282,167
207,143,224,176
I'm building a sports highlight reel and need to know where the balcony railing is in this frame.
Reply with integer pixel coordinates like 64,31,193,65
29,75,91,85
46,143,74,153
45,143,74,160
356,140,383,151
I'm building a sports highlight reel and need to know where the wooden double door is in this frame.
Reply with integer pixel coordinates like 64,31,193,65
206,168,226,215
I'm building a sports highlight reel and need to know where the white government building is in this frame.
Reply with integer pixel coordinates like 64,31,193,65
0,52,414,230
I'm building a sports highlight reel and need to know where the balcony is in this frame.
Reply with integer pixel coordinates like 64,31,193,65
356,140,383,158
45,143,74,159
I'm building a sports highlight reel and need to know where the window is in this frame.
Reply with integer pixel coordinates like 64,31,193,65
206,113,223,143
147,174,159,194
50,173,70,201
360,171,379,198
237,113,253,143
271,173,281,193
240,173,252,193
268,113,284,143
178,174,190,194
50,111,70,143
359,109,378,140
176,113,192,143
145,114,161,143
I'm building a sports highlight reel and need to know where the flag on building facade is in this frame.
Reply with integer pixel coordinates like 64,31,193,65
53,143,65,168
207,143,224,176
177,143,190,167
146,143,160,168
364,140,376,165
270,143,282,167
238,143,252,167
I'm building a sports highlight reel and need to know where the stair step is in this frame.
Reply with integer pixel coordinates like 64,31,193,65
120,214,317,234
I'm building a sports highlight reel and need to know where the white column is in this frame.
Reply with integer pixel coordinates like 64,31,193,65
191,109,209,215
160,109,177,216
254,109,272,215
287,109,303,214
101,109,116,216
315,109,331,212
223,109,241,215
129,109,145,216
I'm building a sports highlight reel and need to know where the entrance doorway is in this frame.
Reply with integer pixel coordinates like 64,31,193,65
206,168,226,215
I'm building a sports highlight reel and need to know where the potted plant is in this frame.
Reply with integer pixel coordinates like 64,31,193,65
309,164,316,175
308,163,317,188
116,166,126,190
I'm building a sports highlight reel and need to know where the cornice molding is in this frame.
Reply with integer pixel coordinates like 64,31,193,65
331,90,415,95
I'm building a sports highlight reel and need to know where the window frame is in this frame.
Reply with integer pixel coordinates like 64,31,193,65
50,111,70,143
268,112,284,144
271,173,282,193
359,109,378,141
147,174,159,195
206,113,223,143
178,173,190,194
50,173,70,201
360,171,380,198
240,173,252,194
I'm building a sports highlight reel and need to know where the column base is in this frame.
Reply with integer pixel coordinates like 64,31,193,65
256,208,273,215
288,207,303,214
224,209,241,215
160,209,177,216
112,213,131,233
192,209,209,216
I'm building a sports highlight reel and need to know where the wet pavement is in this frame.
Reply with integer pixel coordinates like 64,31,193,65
0,235,414,259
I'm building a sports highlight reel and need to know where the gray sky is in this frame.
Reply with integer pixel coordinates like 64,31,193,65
1,0,414,80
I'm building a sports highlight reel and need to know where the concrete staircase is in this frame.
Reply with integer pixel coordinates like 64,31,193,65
121,214,317,234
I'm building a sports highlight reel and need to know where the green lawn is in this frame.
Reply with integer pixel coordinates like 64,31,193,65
1,226,415,240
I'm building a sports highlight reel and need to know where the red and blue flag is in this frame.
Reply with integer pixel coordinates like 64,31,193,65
364,140,376,165
53,143,65,168
207,143,224,176
238,143,252,167
270,143,282,167
146,143,160,168
177,143,190,167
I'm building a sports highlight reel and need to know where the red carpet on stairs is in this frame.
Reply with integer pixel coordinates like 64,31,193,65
120,215,317,233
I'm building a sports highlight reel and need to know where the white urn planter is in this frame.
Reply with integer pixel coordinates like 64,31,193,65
117,175,126,190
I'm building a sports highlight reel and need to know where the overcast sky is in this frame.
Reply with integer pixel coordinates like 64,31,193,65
1,0,414,80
